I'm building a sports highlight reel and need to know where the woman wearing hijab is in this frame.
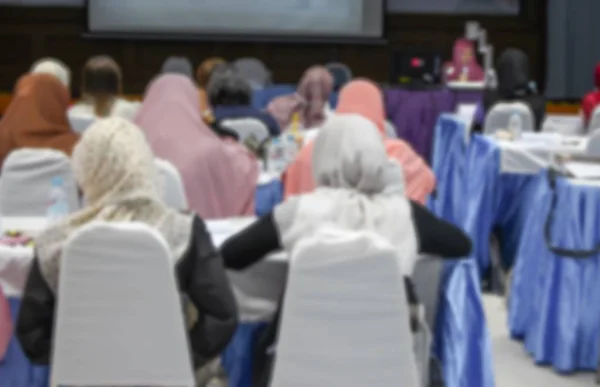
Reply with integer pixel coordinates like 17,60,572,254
283,79,436,204
266,65,334,130
69,56,140,120
162,56,195,79
220,114,471,386
135,73,258,219
208,65,281,137
581,64,600,129
197,57,226,118
0,73,79,168
16,118,237,384
479,48,545,132
443,39,484,83
30,57,71,88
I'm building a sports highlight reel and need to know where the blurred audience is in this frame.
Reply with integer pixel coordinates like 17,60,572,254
17,117,237,383
30,58,71,88
196,57,226,118
135,74,258,219
69,56,140,120
0,74,78,168
208,65,281,137
284,79,435,204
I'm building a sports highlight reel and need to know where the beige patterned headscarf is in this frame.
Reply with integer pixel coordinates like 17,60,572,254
36,117,193,293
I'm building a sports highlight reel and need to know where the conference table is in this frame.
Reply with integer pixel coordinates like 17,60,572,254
430,113,600,374
252,84,483,163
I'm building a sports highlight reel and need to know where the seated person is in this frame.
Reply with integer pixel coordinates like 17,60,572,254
581,63,600,129
220,114,472,386
208,65,281,137
196,57,226,120
17,118,238,379
69,56,140,120
443,39,484,83
475,48,545,133
30,57,71,88
266,65,334,130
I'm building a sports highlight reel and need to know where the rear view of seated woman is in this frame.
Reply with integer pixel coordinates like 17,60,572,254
135,73,258,219
17,117,238,374
221,114,471,386
0,73,79,168
69,56,140,120
208,65,281,137
478,48,545,132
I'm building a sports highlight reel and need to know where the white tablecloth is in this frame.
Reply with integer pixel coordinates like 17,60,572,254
492,133,589,174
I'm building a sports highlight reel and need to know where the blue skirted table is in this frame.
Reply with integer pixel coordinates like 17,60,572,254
509,172,600,373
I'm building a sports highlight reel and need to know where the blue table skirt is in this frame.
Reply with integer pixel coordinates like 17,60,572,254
0,298,49,387
509,172,600,373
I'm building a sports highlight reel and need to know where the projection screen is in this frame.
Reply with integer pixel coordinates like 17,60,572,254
87,0,385,41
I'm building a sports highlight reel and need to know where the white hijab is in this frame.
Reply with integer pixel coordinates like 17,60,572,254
30,58,71,88
275,114,418,275
36,117,192,292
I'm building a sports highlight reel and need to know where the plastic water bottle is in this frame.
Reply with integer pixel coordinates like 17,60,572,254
46,176,69,224
267,137,286,174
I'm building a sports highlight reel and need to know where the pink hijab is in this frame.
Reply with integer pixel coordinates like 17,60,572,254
283,79,435,204
444,39,484,82
267,66,334,129
135,74,258,219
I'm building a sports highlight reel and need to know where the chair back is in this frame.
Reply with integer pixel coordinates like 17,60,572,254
0,285,11,361
586,129,600,157
270,227,419,387
588,105,600,133
325,62,352,91
233,58,272,90
67,113,95,134
484,101,535,136
221,118,270,145
155,158,188,211
0,149,79,216
51,222,194,387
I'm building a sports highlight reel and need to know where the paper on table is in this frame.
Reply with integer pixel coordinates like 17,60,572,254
0,217,48,237
205,217,257,248
564,162,600,179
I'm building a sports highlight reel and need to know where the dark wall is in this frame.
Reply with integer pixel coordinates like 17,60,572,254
0,1,546,94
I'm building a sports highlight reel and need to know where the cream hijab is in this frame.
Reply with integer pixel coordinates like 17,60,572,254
30,58,71,88
275,114,418,275
36,117,193,292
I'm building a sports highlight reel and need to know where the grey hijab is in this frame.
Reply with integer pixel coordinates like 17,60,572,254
161,57,194,79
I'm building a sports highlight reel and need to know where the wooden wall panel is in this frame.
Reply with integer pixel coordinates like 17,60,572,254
0,1,547,94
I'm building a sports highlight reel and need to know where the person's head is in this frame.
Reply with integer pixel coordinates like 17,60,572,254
496,48,530,97
453,39,475,65
81,56,123,117
207,65,252,107
30,58,71,88
161,56,194,79
336,79,385,134
72,117,160,207
196,57,226,89
10,73,71,131
297,66,334,127
312,114,390,194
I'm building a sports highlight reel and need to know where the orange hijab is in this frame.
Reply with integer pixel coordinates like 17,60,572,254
0,73,78,168
283,79,435,204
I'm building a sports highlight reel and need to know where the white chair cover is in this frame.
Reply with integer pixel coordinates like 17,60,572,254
271,227,419,387
233,58,271,89
0,149,79,216
586,129,600,157
588,105,600,133
51,222,194,387
221,118,270,145
385,120,398,139
67,112,95,134
484,101,535,136
155,158,188,211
